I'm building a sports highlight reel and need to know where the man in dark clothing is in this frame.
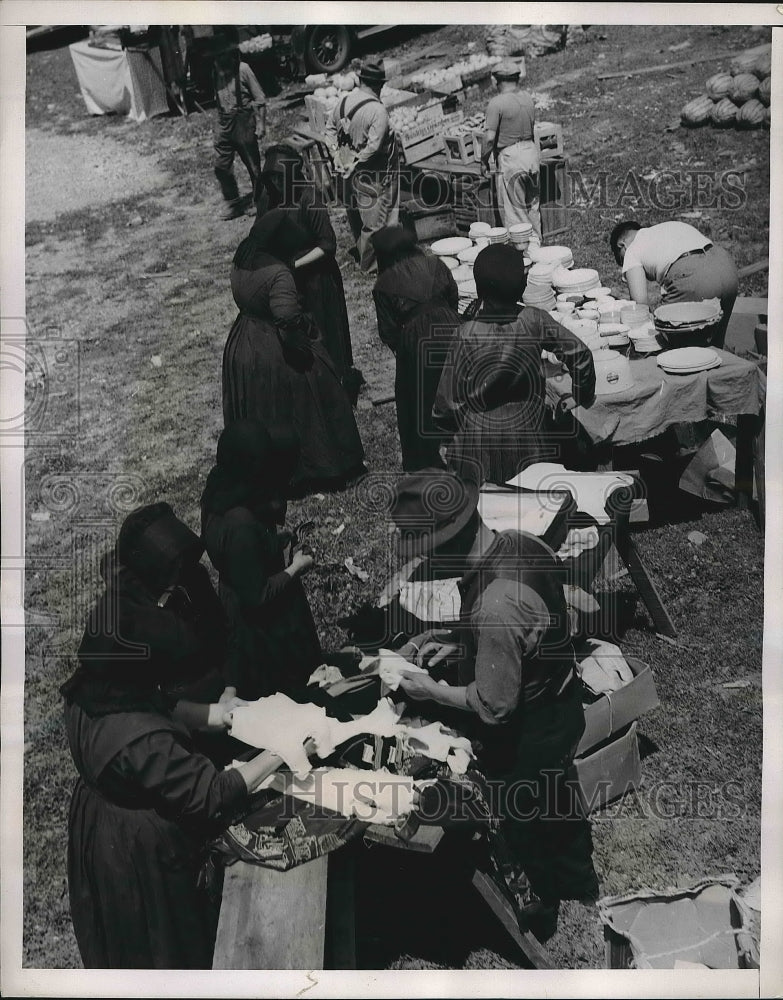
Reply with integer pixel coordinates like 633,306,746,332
389,468,599,939
212,35,267,220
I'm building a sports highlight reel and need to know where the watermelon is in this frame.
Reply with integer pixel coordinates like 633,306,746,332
681,94,714,125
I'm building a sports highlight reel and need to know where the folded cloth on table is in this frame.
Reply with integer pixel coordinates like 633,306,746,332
229,694,405,773
577,639,634,695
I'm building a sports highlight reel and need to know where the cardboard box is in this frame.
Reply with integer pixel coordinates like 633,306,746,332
569,722,641,814
535,121,564,158
576,655,659,756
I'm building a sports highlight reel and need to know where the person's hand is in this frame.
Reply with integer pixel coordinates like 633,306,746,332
219,686,240,704
398,670,440,701
289,548,315,577
256,129,266,142
480,160,490,178
208,698,247,728
415,640,460,669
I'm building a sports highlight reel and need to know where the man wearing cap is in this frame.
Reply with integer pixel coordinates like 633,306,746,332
324,60,400,272
481,60,541,241
389,468,599,937
212,31,267,220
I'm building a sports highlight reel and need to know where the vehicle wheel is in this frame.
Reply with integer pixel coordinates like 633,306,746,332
305,25,352,73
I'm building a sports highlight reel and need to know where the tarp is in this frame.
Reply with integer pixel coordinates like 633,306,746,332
69,40,169,121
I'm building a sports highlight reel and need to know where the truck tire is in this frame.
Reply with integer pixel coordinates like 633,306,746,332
304,25,352,73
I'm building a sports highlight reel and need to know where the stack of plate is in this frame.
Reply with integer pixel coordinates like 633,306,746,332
487,226,509,244
439,256,459,271
431,236,473,257
552,267,601,294
527,261,559,287
452,264,475,285
457,245,483,266
457,278,478,314
583,286,613,300
523,285,557,311
653,299,723,348
469,222,492,240
508,222,534,249
656,347,722,374
528,245,574,268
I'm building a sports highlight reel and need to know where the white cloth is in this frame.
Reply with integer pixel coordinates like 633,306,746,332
69,41,169,121
403,722,474,774
622,222,711,284
577,640,634,695
372,649,428,691
506,463,635,524
229,694,405,774
399,579,462,624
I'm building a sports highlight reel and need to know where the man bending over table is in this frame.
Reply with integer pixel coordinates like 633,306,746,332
389,468,599,940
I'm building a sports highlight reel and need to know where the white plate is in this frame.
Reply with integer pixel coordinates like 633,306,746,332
657,347,719,369
431,237,473,256
439,256,459,270
659,359,722,374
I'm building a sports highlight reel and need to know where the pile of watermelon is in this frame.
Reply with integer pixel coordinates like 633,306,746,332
681,44,771,129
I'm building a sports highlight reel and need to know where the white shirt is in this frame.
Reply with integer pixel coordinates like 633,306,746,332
623,222,712,283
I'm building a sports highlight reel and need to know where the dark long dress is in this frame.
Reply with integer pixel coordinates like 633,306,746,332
433,306,596,485
222,259,364,489
63,554,246,969
65,703,246,968
202,503,322,701
261,186,354,379
372,254,460,471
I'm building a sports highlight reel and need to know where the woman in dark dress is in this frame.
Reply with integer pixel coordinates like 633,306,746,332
371,226,460,471
258,144,360,398
222,208,365,493
62,502,283,969
201,419,323,701
434,243,596,485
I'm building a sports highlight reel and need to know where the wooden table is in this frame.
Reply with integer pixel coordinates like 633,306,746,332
213,815,554,970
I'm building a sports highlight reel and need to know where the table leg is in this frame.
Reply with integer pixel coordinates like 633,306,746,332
471,870,555,970
616,533,678,638
325,845,357,969
212,856,328,970
735,413,758,510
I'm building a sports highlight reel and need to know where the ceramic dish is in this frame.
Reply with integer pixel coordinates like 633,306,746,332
439,256,459,270
656,347,719,369
431,236,473,256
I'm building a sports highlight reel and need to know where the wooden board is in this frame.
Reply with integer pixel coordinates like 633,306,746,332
471,870,556,970
364,822,445,853
213,857,328,969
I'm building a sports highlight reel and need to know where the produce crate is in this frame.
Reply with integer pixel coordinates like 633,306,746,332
459,65,493,88
443,131,479,165
535,121,564,158
453,175,499,232
398,109,464,165
400,205,456,242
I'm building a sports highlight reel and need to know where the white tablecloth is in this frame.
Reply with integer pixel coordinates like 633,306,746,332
69,40,169,122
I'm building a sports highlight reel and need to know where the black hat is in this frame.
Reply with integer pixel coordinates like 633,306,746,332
473,243,527,303
389,469,480,559
359,60,387,85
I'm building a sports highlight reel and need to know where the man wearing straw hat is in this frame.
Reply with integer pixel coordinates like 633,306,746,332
324,59,400,272
480,59,541,243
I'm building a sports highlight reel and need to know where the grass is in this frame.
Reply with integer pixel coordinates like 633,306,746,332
21,23,766,971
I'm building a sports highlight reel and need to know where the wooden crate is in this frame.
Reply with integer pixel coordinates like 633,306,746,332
443,131,478,166
398,109,464,165
540,155,570,242
400,205,456,241
535,121,564,158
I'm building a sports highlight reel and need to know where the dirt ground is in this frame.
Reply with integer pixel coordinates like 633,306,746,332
20,22,767,973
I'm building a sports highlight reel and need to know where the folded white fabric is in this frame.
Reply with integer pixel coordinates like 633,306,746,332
229,694,406,774
307,664,345,688
577,639,635,695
